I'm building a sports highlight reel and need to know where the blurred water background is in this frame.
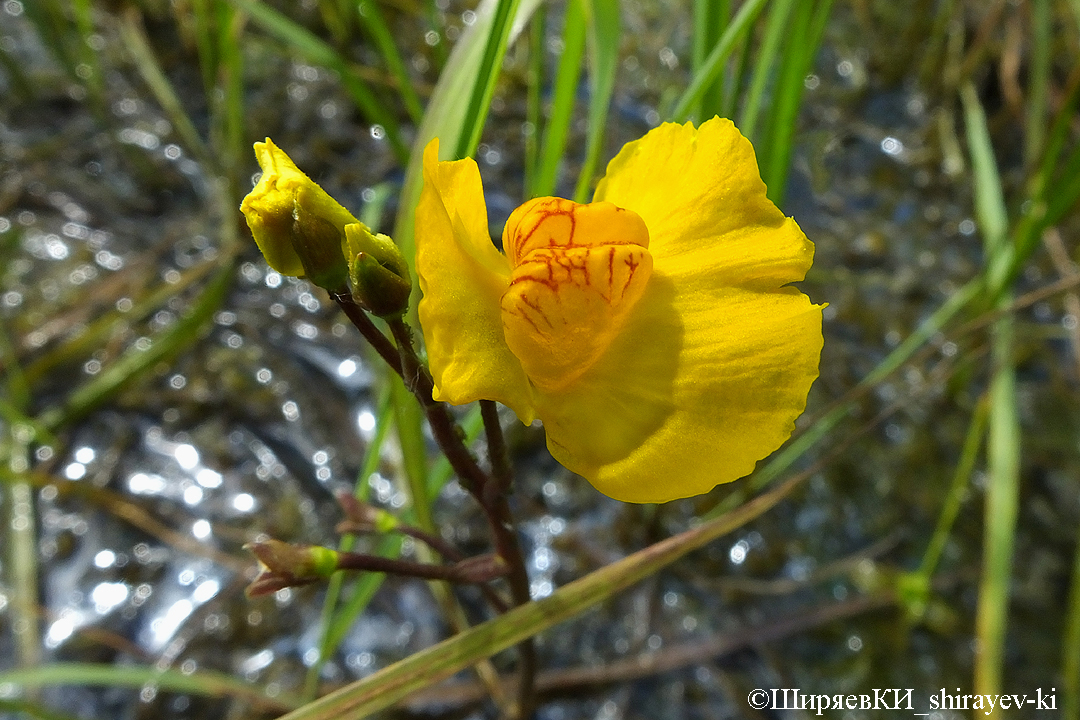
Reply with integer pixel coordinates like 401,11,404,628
1,1,1079,718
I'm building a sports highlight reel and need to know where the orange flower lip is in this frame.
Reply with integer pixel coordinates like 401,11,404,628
503,197,650,267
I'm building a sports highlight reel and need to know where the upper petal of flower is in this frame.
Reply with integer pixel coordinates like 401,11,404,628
594,118,814,290
415,139,536,423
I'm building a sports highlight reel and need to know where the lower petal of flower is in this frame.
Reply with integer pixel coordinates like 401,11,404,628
536,274,823,504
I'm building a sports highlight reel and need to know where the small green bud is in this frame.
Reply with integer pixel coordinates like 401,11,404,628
347,225,412,317
336,493,400,534
245,539,340,597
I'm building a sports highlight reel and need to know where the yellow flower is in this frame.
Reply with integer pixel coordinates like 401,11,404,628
241,139,407,298
415,118,823,503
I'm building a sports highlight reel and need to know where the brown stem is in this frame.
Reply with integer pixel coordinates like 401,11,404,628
335,551,507,584
389,319,536,718
331,293,403,377
480,399,512,494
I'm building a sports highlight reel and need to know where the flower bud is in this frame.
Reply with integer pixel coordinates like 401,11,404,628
240,139,356,289
245,539,339,597
335,492,400,534
346,223,412,317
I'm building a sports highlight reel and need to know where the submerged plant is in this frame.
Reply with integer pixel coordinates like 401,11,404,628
237,117,822,715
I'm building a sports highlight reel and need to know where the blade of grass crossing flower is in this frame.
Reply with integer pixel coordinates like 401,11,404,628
455,0,523,160
0,662,302,713
531,0,586,198
1064,526,1080,720
227,0,407,162
357,0,425,124
1025,0,1051,166
737,0,795,142
759,0,832,207
572,0,620,203
961,79,1021,701
669,0,768,123
691,0,728,121
272,473,807,720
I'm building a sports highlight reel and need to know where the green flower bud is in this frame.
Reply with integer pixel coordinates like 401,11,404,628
245,539,340,597
346,223,412,317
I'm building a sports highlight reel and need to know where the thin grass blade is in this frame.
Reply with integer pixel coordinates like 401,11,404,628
227,0,407,162
531,0,586,198
961,79,1021,701
572,0,620,202
669,0,769,123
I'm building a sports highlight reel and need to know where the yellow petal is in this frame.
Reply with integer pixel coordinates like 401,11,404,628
415,139,536,423
532,117,823,502
537,280,822,503
594,118,814,290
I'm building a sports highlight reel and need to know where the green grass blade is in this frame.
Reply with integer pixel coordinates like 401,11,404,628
573,0,620,202
227,0,407,162
738,0,795,141
391,0,543,276
691,0,728,120
1025,0,1051,166
759,0,833,206
0,662,301,713
531,0,586,198
961,82,1009,296
669,0,769,123
917,398,989,579
975,317,1019,699
523,6,546,196
272,472,807,720
393,377,433,530
455,0,523,159
961,79,1021,701
357,0,425,123
120,8,215,170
